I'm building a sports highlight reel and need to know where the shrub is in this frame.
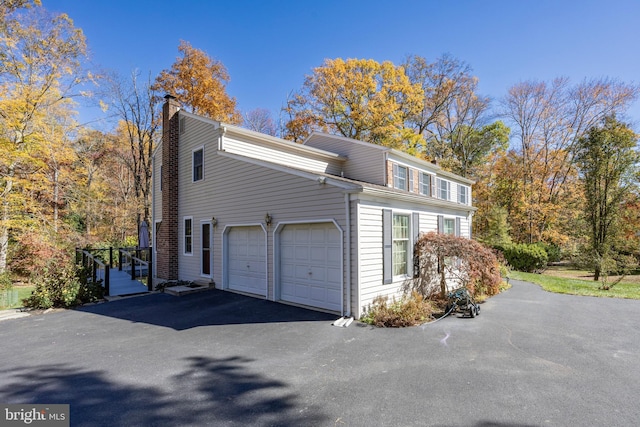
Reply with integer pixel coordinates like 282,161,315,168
500,243,548,272
535,242,562,263
410,232,503,299
0,272,12,291
360,291,433,327
23,258,104,309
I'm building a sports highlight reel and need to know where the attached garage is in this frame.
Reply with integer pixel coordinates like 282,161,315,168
277,222,342,312
225,226,267,296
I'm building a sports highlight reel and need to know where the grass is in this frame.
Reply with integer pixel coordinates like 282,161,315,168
509,268,640,300
0,285,35,310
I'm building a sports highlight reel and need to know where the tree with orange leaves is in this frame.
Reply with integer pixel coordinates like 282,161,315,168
153,40,241,124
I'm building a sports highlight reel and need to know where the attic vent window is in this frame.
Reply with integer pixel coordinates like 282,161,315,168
179,117,186,134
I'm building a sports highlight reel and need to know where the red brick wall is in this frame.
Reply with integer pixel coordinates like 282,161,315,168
157,95,180,280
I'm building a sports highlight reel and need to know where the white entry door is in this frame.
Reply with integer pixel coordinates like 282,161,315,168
227,226,267,296
279,223,342,312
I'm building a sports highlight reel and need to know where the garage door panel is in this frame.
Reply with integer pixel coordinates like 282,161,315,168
228,226,266,296
279,223,342,312
309,247,327,262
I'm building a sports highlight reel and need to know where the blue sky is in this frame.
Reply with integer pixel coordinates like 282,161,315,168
44,0,640,129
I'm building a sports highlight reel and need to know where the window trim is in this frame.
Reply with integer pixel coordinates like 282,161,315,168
419,172,432,196
437,178,450,200
392,213,410,277
393,164,408,191
192,146,204,182
458,184,468,205
183,216,194,256
443,217,456,235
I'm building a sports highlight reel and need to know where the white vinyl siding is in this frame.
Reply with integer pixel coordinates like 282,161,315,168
176,125,349,298
223,135,343,175
303,133,386,184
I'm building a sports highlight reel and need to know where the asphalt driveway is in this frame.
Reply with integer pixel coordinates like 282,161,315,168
1,280,639,426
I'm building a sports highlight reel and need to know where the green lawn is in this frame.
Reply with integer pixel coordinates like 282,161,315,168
0,286,34,310
509,270,640,299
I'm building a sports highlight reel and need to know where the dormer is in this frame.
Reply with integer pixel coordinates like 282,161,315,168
304,132,474,206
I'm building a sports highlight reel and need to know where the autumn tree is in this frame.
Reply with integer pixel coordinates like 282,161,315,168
403,55,508,177
574,116,639,282
153,40,241,124
501,77,639,244
106,70,160,224
0,2,87,273
283,58,424,151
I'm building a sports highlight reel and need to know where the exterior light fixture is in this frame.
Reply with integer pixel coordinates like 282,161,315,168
211,216,218,227
265,213,272,226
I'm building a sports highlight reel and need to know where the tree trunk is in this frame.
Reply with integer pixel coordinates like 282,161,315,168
439,255,447,298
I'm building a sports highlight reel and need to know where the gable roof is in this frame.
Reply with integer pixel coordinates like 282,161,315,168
179,110,347,162
303,131,475,185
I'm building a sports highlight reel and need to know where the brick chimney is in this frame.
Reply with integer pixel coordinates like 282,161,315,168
157,94,180,280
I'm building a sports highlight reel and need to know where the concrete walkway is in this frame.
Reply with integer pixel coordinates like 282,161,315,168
0,281,638,426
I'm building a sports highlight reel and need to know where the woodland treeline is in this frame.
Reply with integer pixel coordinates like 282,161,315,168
1,1,639,281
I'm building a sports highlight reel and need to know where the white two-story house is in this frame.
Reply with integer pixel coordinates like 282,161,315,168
153,95,475,318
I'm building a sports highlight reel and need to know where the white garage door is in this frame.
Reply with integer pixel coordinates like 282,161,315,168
227,226,267,296
279,223,342,312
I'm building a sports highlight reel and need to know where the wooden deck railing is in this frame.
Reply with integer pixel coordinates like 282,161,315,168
76,248,111,295
118,247,153,291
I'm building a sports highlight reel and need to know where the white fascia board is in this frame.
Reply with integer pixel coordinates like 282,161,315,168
359,186,478,212
216,151,361,191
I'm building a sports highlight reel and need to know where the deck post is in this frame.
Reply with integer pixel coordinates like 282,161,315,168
92,259,97,283
104,265,110,296
119,249,123,271
131,255,136,281
109,247,113,268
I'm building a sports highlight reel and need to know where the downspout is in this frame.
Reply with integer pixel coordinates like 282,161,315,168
344,192,352,317
218,126,227,150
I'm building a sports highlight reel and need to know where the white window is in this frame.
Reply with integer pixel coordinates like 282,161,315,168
393,164,407,190
193,148,203,182
438,179,450,200
458,185,468,205
420,172,431,196
392,214,409,276
184,217,193,255
443,218,456,235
